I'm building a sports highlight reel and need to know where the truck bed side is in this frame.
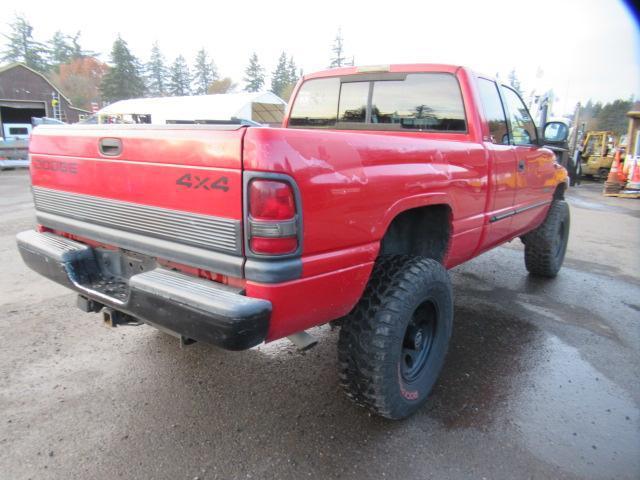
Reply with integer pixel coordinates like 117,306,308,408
243,126,489,339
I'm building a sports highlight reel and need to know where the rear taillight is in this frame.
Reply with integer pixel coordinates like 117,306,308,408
249,180,295,220
250,236,298,254
247,179,299,255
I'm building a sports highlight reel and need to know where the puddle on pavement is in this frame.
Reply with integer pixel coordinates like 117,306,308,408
516,297,620,342
423,282,639,478
568,194,640,219
425,302,542,430
512,335,639,478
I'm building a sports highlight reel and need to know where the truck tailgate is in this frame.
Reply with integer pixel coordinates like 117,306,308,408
28,124,246,275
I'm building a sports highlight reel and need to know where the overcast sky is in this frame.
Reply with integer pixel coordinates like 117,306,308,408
2,0,638,115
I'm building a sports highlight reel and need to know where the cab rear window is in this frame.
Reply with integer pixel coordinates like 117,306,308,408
288,73,466,132
288,77,340,128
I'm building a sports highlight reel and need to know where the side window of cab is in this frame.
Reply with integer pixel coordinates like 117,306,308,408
501,86,538,146
477,78,509,145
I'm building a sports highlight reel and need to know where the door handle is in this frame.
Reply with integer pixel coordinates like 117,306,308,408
518,159,526,172
99,138,122,156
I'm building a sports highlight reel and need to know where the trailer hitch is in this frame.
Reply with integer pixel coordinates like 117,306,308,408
102,307,142,327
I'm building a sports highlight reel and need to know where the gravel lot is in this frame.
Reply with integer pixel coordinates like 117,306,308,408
1,169,639,480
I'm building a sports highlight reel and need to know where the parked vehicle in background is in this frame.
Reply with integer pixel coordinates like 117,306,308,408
17,64,570,419
0,139,29,169
89,93,287,126
580,130,621,178
31,117,66,127
0,123,31,169
0,117,65,170
2,122,32,141
541,119,582,186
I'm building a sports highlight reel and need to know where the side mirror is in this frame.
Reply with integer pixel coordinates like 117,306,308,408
543,121,569,144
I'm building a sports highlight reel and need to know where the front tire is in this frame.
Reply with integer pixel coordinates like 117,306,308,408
337,256,453,419
522,200,570,278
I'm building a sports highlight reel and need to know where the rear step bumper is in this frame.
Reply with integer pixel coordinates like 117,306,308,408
16,230,271,350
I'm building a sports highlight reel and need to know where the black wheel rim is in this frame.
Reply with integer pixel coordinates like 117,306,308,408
401,300,438,382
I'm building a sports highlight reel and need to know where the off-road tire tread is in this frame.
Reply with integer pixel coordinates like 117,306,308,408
522,200,570,277
337,255,451,418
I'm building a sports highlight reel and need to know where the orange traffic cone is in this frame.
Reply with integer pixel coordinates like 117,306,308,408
624,158,640,191
603,149,623,196
608,150,622,181
618,150,628,183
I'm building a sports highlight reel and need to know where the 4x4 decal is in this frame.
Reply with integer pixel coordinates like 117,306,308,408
176,173,229,192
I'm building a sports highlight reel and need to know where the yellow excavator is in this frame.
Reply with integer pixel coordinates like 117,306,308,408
579,131,620,178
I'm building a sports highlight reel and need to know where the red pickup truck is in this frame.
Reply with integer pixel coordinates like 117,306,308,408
17,64,569,419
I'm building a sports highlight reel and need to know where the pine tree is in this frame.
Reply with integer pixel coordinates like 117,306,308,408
100,36,145,103
287,56,299,85
69,32,95,59
580,97,638,134
581,99,601,131
593,99,633,136
168,55,191,96
192,48,217,95
329,28,346,68
270,52,290,98
50,31,74,66
243,53,265,92
276,56,300,101
146,42,168,97
71,32,84,58
583,99,594,116
592,101,603,118
49,31,93,72
1,14,49,72
508,69,523,96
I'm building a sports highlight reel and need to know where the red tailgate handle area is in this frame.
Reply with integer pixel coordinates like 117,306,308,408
99,138,122,157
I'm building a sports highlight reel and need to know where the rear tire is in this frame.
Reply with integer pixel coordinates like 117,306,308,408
337,256,453,419
522,200,570,278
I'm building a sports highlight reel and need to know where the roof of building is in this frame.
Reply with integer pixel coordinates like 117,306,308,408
0,62,71,104
0,62,91,113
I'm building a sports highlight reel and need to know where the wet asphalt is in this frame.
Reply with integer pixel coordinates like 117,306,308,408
0,169,638,480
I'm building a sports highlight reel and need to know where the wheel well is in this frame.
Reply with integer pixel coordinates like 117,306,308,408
554,182,567,200
379,205,452,263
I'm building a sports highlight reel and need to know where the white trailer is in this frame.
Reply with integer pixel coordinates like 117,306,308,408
95,92,287,126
